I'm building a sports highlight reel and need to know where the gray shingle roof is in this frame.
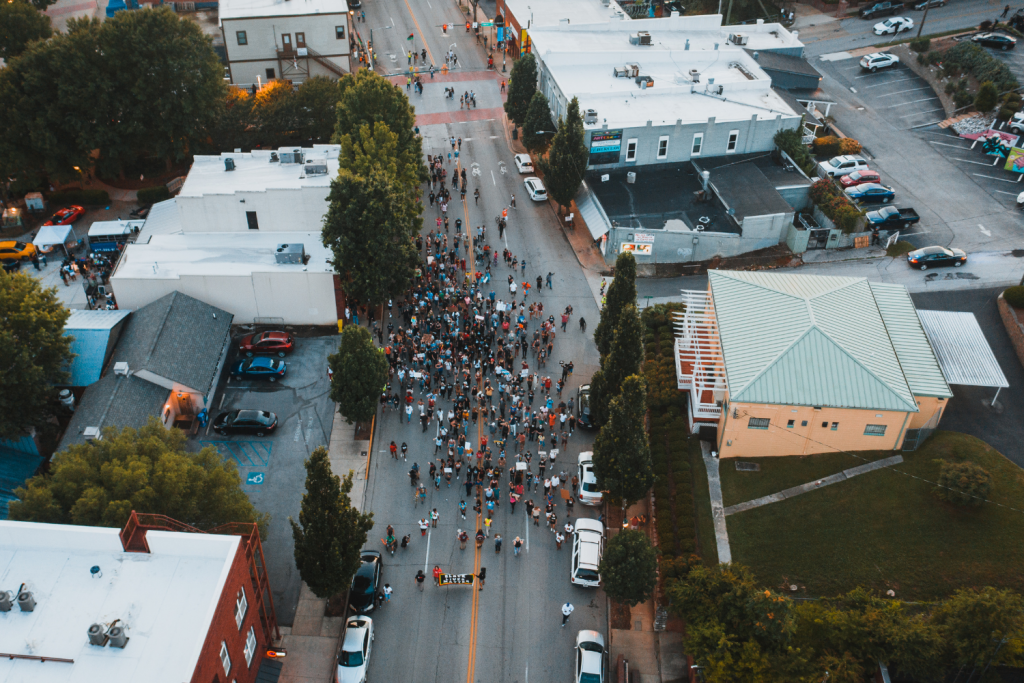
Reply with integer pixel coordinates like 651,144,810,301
59,374,170,449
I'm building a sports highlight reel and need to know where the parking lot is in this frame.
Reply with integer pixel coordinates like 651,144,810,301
198,331,340,626
917,126,1024,210
821,59,946,131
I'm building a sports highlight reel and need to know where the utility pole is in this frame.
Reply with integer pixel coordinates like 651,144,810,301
917,1,931,37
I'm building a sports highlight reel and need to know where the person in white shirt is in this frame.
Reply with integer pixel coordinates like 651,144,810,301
561,602,574,626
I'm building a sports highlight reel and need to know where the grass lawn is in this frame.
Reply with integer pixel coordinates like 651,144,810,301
689,438,718,566
720,449,894,508
726,431,1024,599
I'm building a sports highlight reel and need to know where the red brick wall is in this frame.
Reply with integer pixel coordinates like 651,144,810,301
998,293,1024,370
191,543,269,683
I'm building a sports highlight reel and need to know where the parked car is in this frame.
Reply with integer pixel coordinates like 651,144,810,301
972,32,1017,50
524,177,547,201
859,52,900,71
238,330,295,357
663,0,685,13
844,183,896,204
860,0,904,19
840,169,882,188
336,616,373,683
874,16,914,34
576,384,594,429
514,154,534,173
865,205,920,228
907,246,967,269
42,205,85,226
575,630,607,683
819,155,869,177
213,410,278,436
230,357,287,381
1009,111,1024,135
912,0,944,9
578,452,603,507
350,550,382,614
571,518,604,587
0,240,37,262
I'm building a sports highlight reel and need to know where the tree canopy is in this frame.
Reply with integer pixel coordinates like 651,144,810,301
504,53,537,128
538,96,589,212
290,446,373,599
592,374,654,506
589,302,644,427
0,0,52,61
9,419,267,534
600,529,659,606
594,251,637,356
329,324,389,423
0,270,73,440
521,91,553,153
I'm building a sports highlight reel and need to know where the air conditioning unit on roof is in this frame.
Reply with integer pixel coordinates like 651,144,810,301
729,33,748,45
629,31,652,45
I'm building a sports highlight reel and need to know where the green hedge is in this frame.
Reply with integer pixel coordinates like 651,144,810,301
942,42,1019,94
47,189,109,206
136,185,172,205
1004,286,1024,309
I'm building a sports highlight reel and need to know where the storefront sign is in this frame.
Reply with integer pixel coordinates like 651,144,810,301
439,573,476,586
589,130,622,165
620,243,653,255
633,232,656,243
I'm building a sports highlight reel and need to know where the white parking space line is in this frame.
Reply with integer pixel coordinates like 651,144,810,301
993,190,1020,196
899,108,945,118
881,86,935,95
861,76,920,87
979,224,991,236
955,158,1000,166
884,97,941,108
974,173,1019,183
929,141,974,149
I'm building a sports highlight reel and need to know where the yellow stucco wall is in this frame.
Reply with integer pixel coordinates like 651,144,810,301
907,396,946,430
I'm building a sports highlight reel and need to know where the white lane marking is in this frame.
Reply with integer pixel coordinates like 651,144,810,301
993,190,1020,196
929,141,973,149
979,224,992,236
974,173,1019,184
526,663,528,683
899,108,945,118
524,508,529,552
954,158,1000,166
491,170,496,186
883,97,941,108
879,86,934,95
219,394,226,408
423,528,431,574
861,76,918,87
489,135,499,139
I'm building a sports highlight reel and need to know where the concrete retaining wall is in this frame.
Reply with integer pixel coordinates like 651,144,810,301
997,292,1024,369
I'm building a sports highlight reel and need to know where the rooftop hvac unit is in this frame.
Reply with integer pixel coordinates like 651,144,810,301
708,84,724,95
275,243,306,264
88,624,108,646
689,68,700,82
108,625,129,649
303,160,329,177
270,152,280,162
224,158,235,172
114,362,130,376
629,31,652,45
613,64,639,78
729,33,748,45
627,172,636,183
584,109,598,124
279,149,304,164
0,592,12,612
635,75,654,89
83,426,101,441
18,591,36,612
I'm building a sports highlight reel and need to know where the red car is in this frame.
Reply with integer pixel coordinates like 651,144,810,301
238,330,295,357
43,205,86,226
839,170,881,188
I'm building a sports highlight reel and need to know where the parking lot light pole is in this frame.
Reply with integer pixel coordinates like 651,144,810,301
917,2,931,37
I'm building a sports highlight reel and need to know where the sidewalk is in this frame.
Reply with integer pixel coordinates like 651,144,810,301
276,412,373,683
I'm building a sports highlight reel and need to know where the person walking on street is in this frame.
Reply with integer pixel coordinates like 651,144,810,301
459,500,467,519
433,565,442,585
419,518,429,536
478,567,486,590
431,508,439,527
474,188,480,205
484,516,492,536
579,317,587,333
383,584,393,604
532,506,541,526
513,536,523,555
555,532,565,549
494,534,502,553
1002,3,1010,17
561,602,574,626
415,570,426,590
510,193,516,208
459,529,469,550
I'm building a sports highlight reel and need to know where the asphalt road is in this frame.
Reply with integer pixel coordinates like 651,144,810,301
355,3,609,681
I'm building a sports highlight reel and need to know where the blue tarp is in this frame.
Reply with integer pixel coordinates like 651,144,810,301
0,437,42,519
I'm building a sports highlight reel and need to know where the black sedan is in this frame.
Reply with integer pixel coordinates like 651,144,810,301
576,384,594,429
350,550,382,614
907,246,967,270
972,32,1017,50
213,410,278,436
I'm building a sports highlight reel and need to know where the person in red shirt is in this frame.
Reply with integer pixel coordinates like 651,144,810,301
432,565,442,585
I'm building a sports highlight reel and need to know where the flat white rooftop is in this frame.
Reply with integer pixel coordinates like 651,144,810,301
0,521,238,683
112,231,333,279
219,0,348,22
501,0,631,26
179,145,341,197
88,219,144,238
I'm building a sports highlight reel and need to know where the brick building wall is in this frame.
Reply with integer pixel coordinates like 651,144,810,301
191,543,269,683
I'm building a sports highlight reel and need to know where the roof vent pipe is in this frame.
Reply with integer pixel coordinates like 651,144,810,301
752,51,759,60
714,42,719,50
701,171,710,193
685,39,689,50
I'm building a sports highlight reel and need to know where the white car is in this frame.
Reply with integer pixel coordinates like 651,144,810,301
575,630,606,683
337,617,373,683
874,16,913,34
514,153,534,173
578,452,603,507
819,155,869,178
524,177,547,201
859,52,899,71
571,518,604,587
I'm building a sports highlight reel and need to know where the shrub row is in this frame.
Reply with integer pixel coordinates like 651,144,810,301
811,135,862,158
1004,285,1024,309
46,189,109,206
808,178,864,233
774,128,817,178
941,41,1019,94
136,185,172,205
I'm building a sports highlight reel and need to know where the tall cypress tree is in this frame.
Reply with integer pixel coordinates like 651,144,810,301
538,96,589,212
504,53,537,128
594,251,638,356
521,91,553,153
592,374,653,507
590,303,644,426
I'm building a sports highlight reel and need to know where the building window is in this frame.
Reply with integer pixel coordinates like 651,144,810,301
265,68,276,80
244,626,257,667
786,419,794,428
801,420,808,427
831,422,839,431
220,641,232,676
235,588,248,629
246,211,259,230
747,417,770,430
236,30,247,45
625,138,638,162
864,424,887,436
821,422,828,428
691,133,703,156
727,130,739,153
336,25,345,39
657,135,669,159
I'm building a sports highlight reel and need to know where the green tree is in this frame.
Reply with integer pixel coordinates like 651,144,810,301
296,76,342,143
0,270,73,440
9,419,267,533
322,166,421,307
590,303,644,427
594,251,637,356
0,0,52,61
207,88,256,153
932,587,1024,669
27,0,58,10
934,460,992,506
592,374,654,506
600,529,658,606
975,81,999,112
521,91,553,153
504,52,537,128
329,324,389,423
290,446,373,599
338,121,423,195
250,79,300,148
538,96,589,212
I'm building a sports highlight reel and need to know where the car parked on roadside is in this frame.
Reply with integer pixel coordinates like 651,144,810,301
576,384,594,429
912,0,944,9
514,154,534,173
860,0,904,19
972,32,1016,50
213,410,278,436
230,357,287,381
350,550,382,614
865,205,920,228
874,16,914,34
907,246,967,269
0,241,37,262
524,177,547,201
337,616,373,683
819,155,869,177
578,452,603,507
238,330,295,357
839,169,882,188
575,630,606,683
42,205,85,226
859,52,900,71
844,183,896,204
571,518,604,587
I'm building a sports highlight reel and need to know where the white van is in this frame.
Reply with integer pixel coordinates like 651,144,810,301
571,518,605,587
577,452,603,507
